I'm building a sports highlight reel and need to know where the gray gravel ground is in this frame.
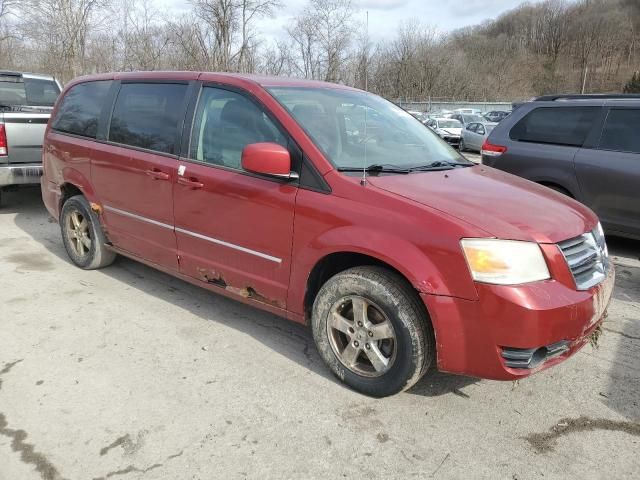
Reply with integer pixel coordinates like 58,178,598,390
1,187,639,480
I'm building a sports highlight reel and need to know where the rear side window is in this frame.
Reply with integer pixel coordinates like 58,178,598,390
599,109,640,154
0,75,60,107
51,81,112,138
108,83,188,155
510,107,599,147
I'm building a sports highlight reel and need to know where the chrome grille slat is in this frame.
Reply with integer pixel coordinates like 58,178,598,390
558,229,609,290
566,250,598,269
560,237,586,249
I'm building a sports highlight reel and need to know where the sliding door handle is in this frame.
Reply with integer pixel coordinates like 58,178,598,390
146,169,170,181
177,177,204,189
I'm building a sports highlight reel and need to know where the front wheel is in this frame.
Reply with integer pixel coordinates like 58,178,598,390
458,138,466,152
311,266,435,397
60,195,116,269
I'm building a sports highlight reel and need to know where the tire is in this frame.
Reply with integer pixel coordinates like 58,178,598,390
60,195,116,269
458,139,466,152
311,266,435,397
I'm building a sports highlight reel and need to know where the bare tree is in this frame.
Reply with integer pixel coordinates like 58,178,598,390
286,0,356,82
21,0,113,81
1,0,637,99
124,0,170,70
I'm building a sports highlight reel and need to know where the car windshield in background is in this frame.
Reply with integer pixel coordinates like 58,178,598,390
268,87,470,171
463,114,485,124
438,120,462,129
0,76,60,107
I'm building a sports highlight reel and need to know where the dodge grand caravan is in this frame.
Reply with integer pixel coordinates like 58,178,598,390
42,72,614,397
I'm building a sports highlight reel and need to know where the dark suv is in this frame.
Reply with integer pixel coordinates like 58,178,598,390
482,94,640,240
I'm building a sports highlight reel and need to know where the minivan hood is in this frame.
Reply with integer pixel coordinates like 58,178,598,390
368,165,597,243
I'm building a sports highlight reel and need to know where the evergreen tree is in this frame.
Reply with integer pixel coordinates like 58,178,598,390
623,72,640,93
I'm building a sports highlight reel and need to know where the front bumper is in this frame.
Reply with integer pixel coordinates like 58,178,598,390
421,267,615,380
440,135,460,146
0,163,43,187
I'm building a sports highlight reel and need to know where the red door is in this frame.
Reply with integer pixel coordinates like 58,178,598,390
91,143,178,269
173,164,296,308
90,81,190,269
173,85,297,309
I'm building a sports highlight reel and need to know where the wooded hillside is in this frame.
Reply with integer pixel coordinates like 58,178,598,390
0,0,638,100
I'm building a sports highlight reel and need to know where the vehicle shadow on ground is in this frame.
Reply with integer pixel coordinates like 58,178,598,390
6,187,475,398
604,236,640,421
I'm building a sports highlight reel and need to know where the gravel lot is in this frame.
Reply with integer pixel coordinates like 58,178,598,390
1,187,638,480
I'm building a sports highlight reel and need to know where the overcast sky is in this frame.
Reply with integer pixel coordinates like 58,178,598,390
156,0,544,42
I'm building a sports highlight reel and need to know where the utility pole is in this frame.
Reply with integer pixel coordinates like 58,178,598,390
581,66,588,94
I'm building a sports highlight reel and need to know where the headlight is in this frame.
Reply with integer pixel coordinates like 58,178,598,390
460,239,550,285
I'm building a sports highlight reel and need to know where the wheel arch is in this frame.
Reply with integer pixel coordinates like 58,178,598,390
303,252,414,320
58,166,97,214
536,181,574,198
59,182,83,213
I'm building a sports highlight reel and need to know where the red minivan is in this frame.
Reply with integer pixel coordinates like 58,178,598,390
41,72,614,397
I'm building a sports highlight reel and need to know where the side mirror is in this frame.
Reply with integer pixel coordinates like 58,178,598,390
241,142,298,180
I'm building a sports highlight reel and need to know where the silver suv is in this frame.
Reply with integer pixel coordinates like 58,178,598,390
482,94,640,240
0,71,61,205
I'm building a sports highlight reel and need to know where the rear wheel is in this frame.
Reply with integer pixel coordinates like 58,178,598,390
311,266,435,397
458,139,466,152
60,195,116,269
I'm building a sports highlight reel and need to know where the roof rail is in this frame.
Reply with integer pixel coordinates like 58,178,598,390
533,93,640,101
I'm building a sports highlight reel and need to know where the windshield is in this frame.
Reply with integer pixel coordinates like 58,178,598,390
463,114,484,124
268,87,469,170
437,120,462,129
0,76,60,107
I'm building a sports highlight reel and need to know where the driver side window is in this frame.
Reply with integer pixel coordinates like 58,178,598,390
189,87,286,170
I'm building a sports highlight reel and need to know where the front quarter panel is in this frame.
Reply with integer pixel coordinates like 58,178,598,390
287,175,485,317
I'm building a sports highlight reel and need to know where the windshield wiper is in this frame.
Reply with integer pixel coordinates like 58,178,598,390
337,163,410,174
407,160,473,171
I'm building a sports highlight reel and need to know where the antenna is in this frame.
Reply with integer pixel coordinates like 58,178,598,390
360,10,369,187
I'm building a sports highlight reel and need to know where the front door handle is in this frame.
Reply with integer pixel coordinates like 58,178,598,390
146,169,170,181
177,176,204,189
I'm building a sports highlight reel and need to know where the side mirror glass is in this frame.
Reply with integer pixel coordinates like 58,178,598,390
241,142,298,180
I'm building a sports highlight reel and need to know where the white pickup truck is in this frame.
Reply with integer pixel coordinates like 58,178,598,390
0,71,61,205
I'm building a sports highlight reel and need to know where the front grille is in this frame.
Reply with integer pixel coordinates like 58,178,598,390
558,228,609,290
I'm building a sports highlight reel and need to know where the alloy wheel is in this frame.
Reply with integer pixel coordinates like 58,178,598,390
65,209,92,258
327,295,397,377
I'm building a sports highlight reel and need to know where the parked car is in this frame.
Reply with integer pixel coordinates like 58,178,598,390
450,113,485,127
460,121,497,152
425,117,463,147
0,71,61,205
483,110,510,123
43,72,613,397
454,108,482,115
406,110,426,122
482,94,640,240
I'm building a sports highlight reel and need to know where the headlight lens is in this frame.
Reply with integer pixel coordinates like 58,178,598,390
461,239,550,285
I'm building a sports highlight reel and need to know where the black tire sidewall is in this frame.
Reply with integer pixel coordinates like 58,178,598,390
312,268,428,397
60,196,99,269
